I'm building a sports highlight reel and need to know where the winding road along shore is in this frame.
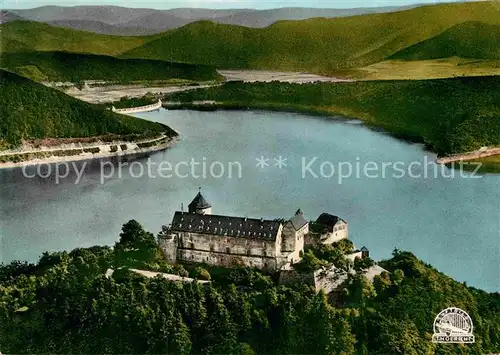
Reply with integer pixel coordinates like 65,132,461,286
0,134,179,169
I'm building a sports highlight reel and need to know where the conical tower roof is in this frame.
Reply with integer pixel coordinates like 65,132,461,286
188,191,211,210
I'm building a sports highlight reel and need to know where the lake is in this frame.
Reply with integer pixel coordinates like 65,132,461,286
1,109,499,292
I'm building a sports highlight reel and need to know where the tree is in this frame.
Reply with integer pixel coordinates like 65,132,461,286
117,220,155,250
192,266,211,280
354,257,375,272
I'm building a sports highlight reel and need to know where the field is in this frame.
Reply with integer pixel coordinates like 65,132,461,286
337,58,500,80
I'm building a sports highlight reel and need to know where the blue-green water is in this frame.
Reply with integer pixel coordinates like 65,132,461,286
1,110,499,291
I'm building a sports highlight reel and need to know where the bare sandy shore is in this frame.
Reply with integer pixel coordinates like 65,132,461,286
218,70,353,83
436,147,500,164
67,84,213,104
64,70,350,103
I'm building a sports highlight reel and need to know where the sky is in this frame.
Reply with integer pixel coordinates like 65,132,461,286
2,0,468,10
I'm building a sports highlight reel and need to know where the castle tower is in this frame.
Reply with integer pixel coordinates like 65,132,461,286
188,188,212,215
158,225,178,264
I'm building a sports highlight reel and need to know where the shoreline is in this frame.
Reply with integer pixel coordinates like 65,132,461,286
436,147,500,164
0,135,179,169
162,102,500,164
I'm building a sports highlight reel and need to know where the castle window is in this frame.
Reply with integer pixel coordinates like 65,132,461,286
210,245,214,252
190,243,194,249
247,250,251,256
226,247,230,254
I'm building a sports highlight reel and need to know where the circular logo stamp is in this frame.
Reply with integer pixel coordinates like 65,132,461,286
432,307,475,343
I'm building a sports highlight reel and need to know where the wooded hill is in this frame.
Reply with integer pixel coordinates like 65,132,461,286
0,51,222,82
1,1,500,76
121,1,500,72
166,77,500,156
0,70,175,149
0,220,499,354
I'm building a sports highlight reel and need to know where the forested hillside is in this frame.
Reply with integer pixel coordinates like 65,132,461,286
0,220,499,354
389,21,500,60
0,70,173,148
121,1,500,72
2,2,500,75
0,20,151,55
1,51,222,82
167,77,500,156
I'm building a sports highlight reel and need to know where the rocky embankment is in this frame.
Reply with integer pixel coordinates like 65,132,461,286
436,147,500,164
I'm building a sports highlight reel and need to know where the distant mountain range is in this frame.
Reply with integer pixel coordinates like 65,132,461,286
2,1,499,74
0,10,23,24
5,4,422,35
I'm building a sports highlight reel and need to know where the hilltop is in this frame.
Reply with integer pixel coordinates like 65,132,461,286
122,1,500,71
0,20,153,56
0,10,24,23
390,21,500,60
7,4,421,35
3,2,500,76
0,51,222,82
0,70,173,149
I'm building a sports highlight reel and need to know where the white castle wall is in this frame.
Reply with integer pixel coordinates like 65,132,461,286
112,99,162,114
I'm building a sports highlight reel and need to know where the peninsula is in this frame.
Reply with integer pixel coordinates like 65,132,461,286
0,70,178,167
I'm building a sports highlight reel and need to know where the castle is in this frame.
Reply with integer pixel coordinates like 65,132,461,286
158,190,352,271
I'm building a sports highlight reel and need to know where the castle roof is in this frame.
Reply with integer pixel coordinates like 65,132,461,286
288,209,308,231
170,211,281,240
315,213,345,226
188,192,211,210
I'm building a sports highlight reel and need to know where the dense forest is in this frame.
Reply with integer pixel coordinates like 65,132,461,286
0,52,222,83
166,78,500,156
1,220,499,354
0,70,176,149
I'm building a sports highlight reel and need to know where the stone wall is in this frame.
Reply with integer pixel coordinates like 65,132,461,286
158,221,308,271
112,100,162,114
179,248,278,270
177,230,282,258
321,220,348,244
158,233,178,264
279,268,316,287
279,266,349,294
